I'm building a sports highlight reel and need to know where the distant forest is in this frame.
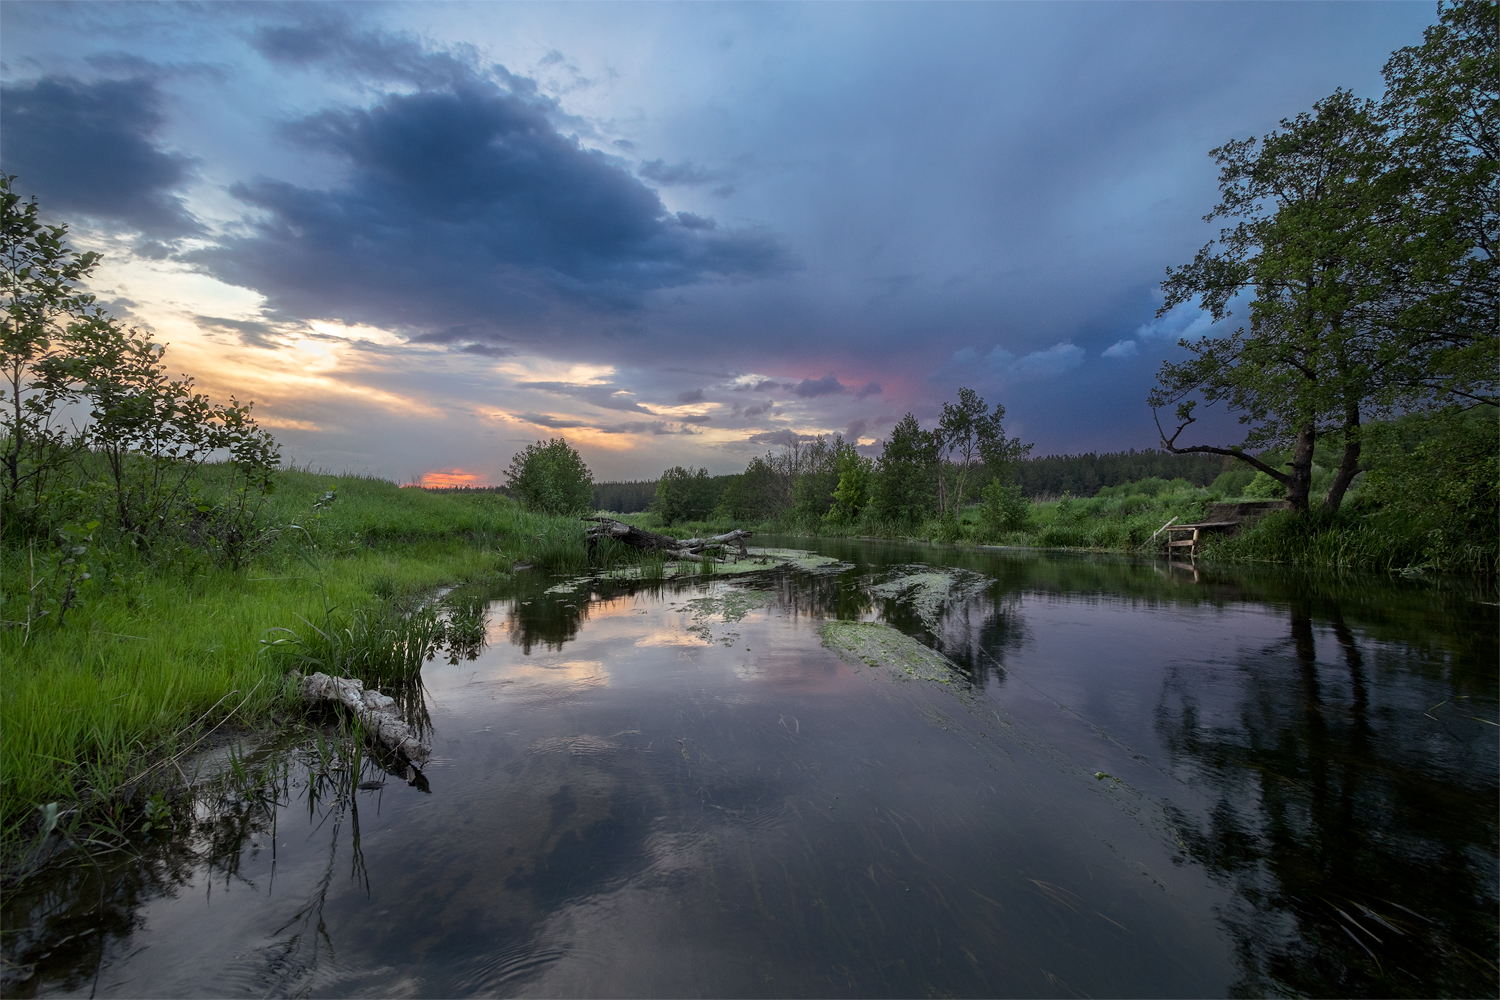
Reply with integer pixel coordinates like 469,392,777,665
1013,449,1234,498
591,449,1233,512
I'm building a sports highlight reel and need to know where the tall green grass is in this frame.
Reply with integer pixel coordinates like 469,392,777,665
1207,508,1495,574
1,469,592,852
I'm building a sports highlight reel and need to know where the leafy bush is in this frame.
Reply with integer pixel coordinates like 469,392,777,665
1244,471,1287,499
979,479,1030,535
504,438,593,516
825,440,873,524
2,179,280,565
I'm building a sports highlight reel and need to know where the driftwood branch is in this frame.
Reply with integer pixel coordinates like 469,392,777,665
299,672,430,767
583,516,752,563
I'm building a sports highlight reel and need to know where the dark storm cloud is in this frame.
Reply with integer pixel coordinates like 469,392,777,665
676,388,705,404
855,381,882,400
0,75,201,237
740,400,776,418
459,343,513,358
250,14,499,94
194,71,795,340
792,373,845,398
639,159,729,187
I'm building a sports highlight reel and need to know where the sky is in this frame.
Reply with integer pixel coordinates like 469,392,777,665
1,1,1438,485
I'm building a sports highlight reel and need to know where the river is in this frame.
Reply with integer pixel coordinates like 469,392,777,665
4,539,1496,998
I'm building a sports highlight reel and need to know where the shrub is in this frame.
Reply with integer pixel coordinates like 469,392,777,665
1244,471,1287,499
979,479,1030,535
504,438,594,516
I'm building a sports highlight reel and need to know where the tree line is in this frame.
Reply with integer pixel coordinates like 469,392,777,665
639,387,1031,530
592,447,1234,513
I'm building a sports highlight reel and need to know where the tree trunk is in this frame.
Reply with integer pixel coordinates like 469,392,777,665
1285,422,1317,513
1323,403,1362,512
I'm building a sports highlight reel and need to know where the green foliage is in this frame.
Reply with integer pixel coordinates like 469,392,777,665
1151,8,1497,510
1357,407,1498,571
2,467,590,848
979,479,1030,536
1,175,101,534
504,437,593,516
72,319,282,549
1244,472,1287,500
592,479,656,513
790,437,840,524
870,413,937,526
826,440,873,524
1017,449,1232,498
1380,0,1497,407
1210,468,1258,497
717,456,781,522
2,179,282,570
935,387,1031,519
652,465,716,525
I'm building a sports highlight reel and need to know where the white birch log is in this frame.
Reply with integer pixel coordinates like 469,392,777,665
299,672,431,767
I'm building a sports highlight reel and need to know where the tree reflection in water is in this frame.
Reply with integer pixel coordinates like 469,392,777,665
6,546,1496,998
1157,597,1498,997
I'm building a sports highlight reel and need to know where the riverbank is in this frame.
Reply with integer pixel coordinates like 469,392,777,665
616,439,1497,576
0,470,591,858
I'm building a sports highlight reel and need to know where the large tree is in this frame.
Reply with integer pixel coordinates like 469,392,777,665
505,438,594,516
1379,0,1497,409
934,388,1015,521
870,413,937,526
1149,88,1394,512
1151,2,1496,514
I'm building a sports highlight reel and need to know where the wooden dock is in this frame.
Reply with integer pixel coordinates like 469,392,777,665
1163,500,1290,559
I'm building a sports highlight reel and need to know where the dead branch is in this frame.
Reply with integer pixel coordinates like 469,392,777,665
583,516,752,562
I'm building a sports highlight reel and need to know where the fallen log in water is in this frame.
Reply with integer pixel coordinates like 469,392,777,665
299,672,431,767
583,516,751,562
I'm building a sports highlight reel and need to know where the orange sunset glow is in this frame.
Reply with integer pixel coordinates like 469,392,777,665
418,469,484,488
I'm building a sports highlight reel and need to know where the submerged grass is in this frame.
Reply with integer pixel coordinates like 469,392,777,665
820,620,964,686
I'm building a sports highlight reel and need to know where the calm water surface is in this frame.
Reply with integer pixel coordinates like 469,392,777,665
5,540,1497,998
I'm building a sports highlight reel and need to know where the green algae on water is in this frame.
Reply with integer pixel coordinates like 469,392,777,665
549,546,850,592
820,620,963,685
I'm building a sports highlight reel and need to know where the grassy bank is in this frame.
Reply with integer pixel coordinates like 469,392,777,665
1,469,590,851
616,467,1495,575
